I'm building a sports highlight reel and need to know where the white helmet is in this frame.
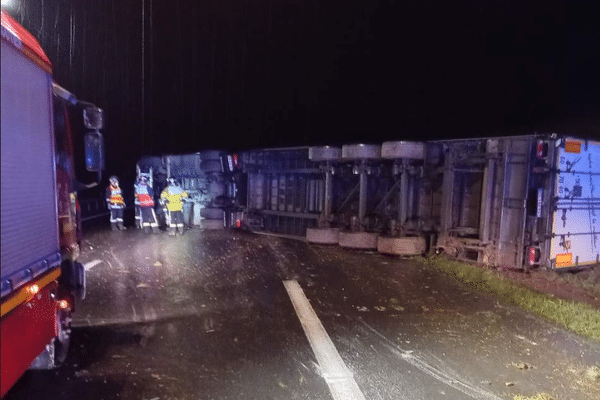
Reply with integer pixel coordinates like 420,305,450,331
109,176,119,186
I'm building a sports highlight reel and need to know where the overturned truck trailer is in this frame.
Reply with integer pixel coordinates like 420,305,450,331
228,134,599,270
140,134,599,270
431,135,599,270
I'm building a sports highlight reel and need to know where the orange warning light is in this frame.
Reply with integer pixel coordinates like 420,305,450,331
27,284,40,295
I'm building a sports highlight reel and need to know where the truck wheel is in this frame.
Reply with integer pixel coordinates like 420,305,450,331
201,207,224,219
208,181,226,197
341,144,381,160
308,146,342,162
306,228,340,244
381,141,426,160
201,219,224,230
377,236,426,256
199,150,222,161
338,231,379,249
201,160,222,173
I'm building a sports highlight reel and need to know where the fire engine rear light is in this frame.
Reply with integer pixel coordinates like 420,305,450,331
58,299,70,310
27,284,40,295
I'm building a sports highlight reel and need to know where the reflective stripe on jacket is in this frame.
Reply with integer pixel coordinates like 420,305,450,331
106,185,125,208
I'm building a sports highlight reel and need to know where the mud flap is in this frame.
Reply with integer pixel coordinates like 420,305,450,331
29,340,56,370
73,261,86,300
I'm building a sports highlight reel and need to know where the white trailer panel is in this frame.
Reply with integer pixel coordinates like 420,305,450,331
550,138,600,268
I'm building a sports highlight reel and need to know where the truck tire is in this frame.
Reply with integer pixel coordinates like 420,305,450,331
342,144,381,160
201,207,224,219
208,181,225,197
201,160,222,173
199,150,222,161
381,141,426,160
306,228,340,244
308,146,342,162
338,231,379,249
377,236,426,256
200,218,224,229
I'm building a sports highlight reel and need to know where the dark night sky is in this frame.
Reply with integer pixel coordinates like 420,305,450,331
4,0,599,181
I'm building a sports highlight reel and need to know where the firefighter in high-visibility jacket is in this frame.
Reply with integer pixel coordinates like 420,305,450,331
160,177,189,235
135,175,159,233
106,175,126,231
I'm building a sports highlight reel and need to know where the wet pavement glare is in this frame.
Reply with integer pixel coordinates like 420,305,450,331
5,227,600,400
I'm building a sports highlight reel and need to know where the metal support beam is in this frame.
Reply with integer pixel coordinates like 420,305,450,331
440,149,454,235
324,167,333,219
359,167,368,226
398,160,409,229
338,182,360,213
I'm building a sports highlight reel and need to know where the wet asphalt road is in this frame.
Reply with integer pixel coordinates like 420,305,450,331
5,226,600,400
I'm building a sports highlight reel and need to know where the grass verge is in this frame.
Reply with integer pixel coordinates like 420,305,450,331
424,256,600,341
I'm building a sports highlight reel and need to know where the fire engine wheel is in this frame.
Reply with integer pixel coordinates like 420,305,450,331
306,228,340,244
201,207,224,219
199,150,222,161
200,218,225,229
377,236,426,256
201,160,222,173
338,231,379,249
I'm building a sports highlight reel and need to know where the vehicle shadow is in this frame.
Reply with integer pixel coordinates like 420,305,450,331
4,326,142,400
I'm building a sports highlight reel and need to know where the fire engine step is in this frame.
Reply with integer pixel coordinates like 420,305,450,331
338,231,379,249
306,228,340,244
377,236,426,256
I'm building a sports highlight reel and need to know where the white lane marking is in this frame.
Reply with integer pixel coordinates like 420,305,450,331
359,319,502,400
110,247,126,270
132,304,138,322
84,259,103,270
283,280,366,400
